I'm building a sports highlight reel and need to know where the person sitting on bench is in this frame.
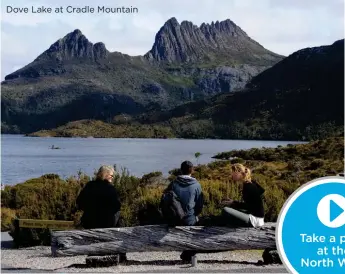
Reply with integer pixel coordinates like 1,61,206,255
221,163,265,228
76,165,127,262
160,161,204,262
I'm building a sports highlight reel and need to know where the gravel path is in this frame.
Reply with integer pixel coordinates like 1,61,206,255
1,245,287,273
1,232,286,273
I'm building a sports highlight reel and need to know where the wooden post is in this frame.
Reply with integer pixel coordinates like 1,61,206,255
51,223,276,257
12,218,20,248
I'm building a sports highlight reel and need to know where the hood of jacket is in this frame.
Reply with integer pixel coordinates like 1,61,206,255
175,175,198,187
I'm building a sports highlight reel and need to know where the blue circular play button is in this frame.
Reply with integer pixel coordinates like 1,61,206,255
276,176,345,274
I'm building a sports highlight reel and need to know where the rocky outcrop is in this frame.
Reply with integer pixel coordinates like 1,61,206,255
5,29,108,80
145,18,281,64
167,64,266,96
138,64,266,102
37,29,109,61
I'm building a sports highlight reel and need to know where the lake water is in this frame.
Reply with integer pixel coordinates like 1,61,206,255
1,135,304,186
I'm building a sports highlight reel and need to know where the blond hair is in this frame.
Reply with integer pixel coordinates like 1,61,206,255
231,163,252,182
96,165,114,181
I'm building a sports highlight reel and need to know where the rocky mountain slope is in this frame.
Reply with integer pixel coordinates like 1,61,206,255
140,39,345,140
145,18,279,65
1,18,283,133
30,39,344,140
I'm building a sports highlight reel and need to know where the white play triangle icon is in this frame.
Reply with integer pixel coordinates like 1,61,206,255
317,194,345,228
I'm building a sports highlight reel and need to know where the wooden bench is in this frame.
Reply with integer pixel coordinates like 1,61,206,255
51,223,278,266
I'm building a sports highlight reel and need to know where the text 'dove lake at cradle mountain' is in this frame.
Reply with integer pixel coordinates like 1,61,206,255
1,135,304,186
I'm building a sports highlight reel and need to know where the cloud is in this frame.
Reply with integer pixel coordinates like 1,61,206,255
1,0,343,80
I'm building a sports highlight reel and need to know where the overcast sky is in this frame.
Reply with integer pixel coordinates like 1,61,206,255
1,0,344,80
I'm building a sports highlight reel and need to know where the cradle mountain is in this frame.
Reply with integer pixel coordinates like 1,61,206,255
1,17,343,140
1,17,282,133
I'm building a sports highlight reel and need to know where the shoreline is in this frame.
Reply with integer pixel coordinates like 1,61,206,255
2,133,307,143
0,137,320,187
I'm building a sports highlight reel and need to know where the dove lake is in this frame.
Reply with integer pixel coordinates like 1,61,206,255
1,134,303,186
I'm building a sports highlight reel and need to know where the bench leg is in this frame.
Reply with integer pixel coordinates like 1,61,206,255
191,255,198,267
86,255,120,267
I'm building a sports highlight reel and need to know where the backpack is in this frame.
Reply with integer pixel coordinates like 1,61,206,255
160,183,186,225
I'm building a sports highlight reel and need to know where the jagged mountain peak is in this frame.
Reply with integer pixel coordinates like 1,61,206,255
164,17,179,26
4,29,109,80
144,17,277,63
59,28,84,40
71,29,82,36
202,19,236,28
35,29,109,62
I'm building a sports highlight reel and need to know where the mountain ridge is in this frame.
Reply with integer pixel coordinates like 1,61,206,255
144,17,282,64
27,39,344,140
5,17,283,81
0,17,286,134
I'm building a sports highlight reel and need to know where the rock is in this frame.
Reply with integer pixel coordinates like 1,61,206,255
196,65,265,93
144,18,282,64
141,82,166,95
166,64,266,95
5,30,109,81
262,248,282,265
37,29,109,61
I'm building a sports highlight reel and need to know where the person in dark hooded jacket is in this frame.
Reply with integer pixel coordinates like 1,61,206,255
170,161,203,226
167,161,204,261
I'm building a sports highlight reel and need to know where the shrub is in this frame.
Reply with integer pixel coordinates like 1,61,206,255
140,171,164,186
308,159,325,170
287,158,303,172
262,185,287,222
1,174,87,246
207,160,230,169
230,158,245,164
1,207,16,231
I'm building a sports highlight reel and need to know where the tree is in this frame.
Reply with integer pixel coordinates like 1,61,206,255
195,152,202,165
